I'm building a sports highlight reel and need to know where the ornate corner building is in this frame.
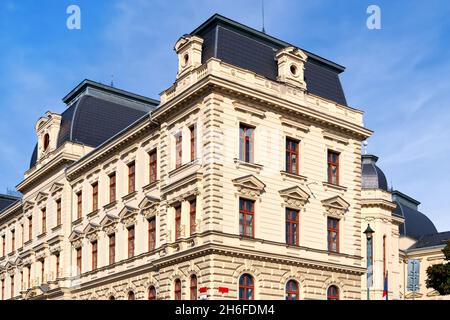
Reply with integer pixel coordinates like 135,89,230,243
0,14,448,300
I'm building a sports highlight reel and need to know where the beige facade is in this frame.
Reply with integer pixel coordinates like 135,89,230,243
0,14,448,301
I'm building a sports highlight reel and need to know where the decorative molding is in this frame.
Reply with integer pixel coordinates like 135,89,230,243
232,174,266,199
322,196,350,219
279,186,310,209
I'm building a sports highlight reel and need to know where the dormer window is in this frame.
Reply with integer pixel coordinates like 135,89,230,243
43,134,50,151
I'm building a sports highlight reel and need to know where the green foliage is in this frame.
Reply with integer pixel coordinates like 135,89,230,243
426,240,450,295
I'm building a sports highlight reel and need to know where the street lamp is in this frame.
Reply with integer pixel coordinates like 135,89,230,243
363,224,375,300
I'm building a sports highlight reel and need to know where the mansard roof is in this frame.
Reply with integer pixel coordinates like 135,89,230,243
0,194,21,215
29,80,159,169
408,231,450,250
191,14,348,106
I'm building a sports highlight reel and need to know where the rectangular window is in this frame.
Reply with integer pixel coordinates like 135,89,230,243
55,253,60,278
175,206,182,240
128,162,136,194
20,271,23,291
109,173,116,203
2,235,5,256
327,150,340,185
41,260,45,283
239,198,255,238
285,208,299,246
41,208,46,234
1,279,3,300
28,216,33,241
239,124,254,163
148,218,156,251
175,134,183,168
11,230,15,252
76,248,82,276
92,182,98,212
56,199,61,226
76,191,82,219
128,226,135,258
149,149,157,183
91,241,98,270
190,125,196,161
109,234,116,265
189,199,196,236
383,235,387,277
327,217,339,253
27,266,30,289
286,138,299,174
10,275,14,298
20,224,24,248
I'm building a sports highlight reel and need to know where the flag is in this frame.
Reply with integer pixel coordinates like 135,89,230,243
382,271,389,300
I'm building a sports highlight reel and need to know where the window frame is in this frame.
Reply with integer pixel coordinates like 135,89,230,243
239,124,254,163
327,217,340,253
92,182,98,212
41,208,46,234
327,285,340,300
109,172,116,203
239,273,254,300
91,240,98,271
239,198,255,238
174,279,182,300
149,149,157,184
28,216,32,241
286,280,299,300
190,275,197,300
109,233,116,265
76,191,82,219
327,150,340,185
285,138,299,175
189,125,196,162
56,199,62,226
148,217,156,251
285,208,299,246
128,162,136,194
76,247,82,276
148,286,156,300
189,199,196,236
175,205,182,241
127,226,135,258
175,134,183,169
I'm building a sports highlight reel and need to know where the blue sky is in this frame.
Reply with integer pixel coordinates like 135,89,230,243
1,0,449,231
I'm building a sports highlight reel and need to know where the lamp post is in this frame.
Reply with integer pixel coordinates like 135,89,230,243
364,224,375,300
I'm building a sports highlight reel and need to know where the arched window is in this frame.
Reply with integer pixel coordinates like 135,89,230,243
239,274,254,300
148,286,156,300
286,280,299,300
108,296,115,300
128,291,135,300
174,279,182,300
327,285,339,300
43,134,50,151
190,275,197,300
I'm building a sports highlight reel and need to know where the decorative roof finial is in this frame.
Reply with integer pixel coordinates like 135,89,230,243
261,0,266,34
363,140,368,155
110,74,114,87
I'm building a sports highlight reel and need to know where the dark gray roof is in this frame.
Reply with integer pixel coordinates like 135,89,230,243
0,194,20,214
393,193,438,240
408,231,450,250
30,80,159,169
361,155,388,191
191,14,348,106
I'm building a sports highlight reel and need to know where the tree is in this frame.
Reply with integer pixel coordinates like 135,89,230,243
426,240,450,295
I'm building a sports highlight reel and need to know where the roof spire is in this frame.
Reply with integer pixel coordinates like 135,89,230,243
110,74,114,87
261,0,266,34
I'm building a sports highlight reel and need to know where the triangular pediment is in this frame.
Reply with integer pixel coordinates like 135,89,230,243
322,196,350,211
34,192,48,204
279,186,310,202
138,196,160,210
49,182,64,195
119,205,139,219
83,222,100,234
23,200,34,212
100,213,119,227
232,175,266,191
14,256,23,266
68,230,84,242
